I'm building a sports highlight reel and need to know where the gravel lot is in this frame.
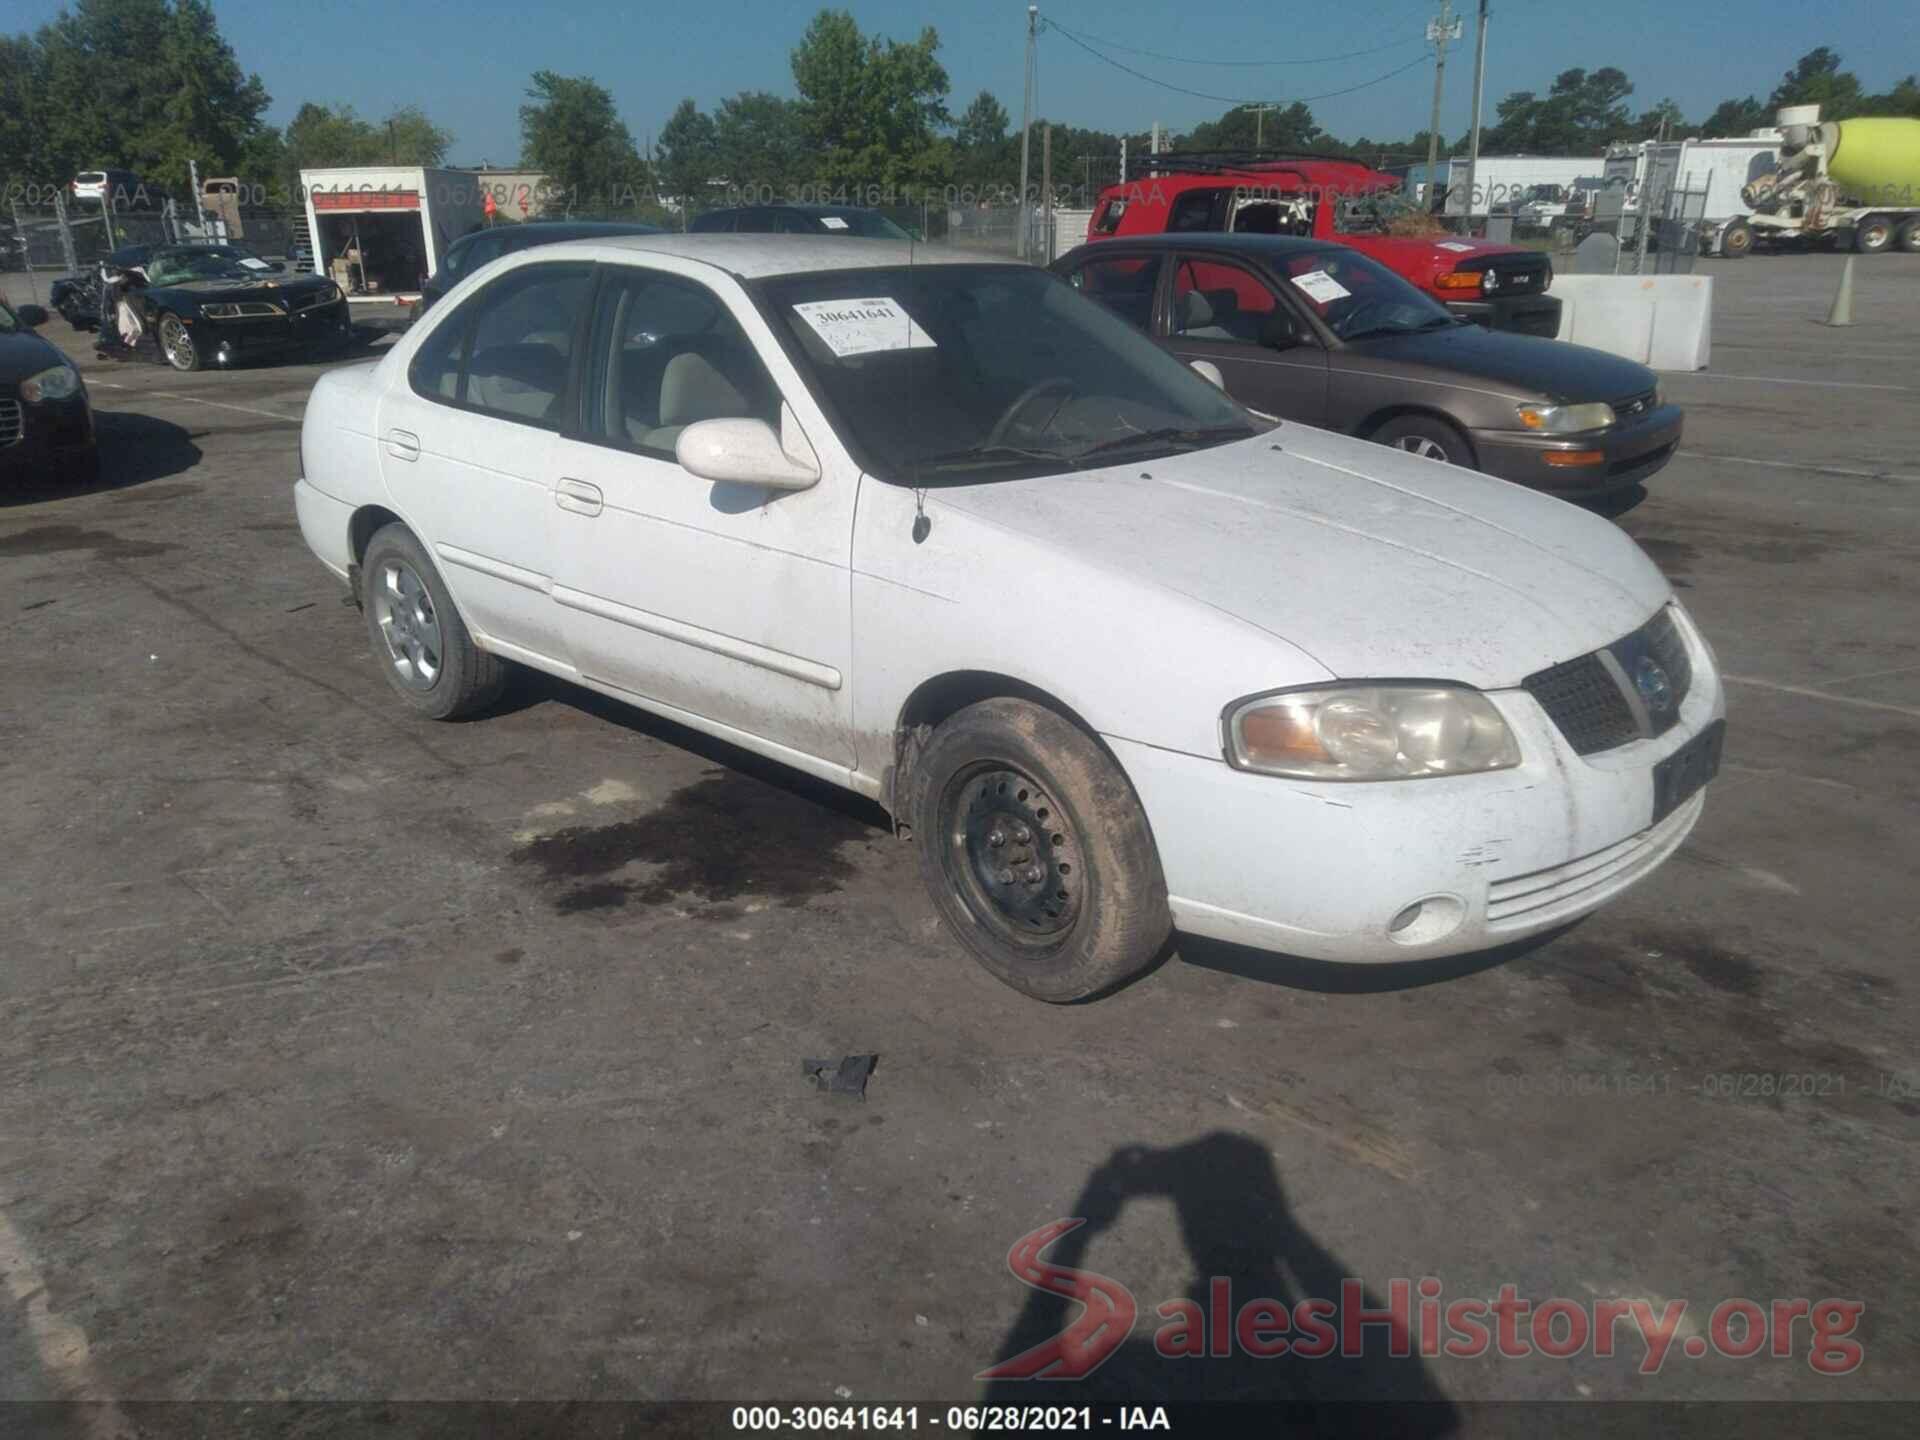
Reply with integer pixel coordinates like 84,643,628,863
2,254,1916,1424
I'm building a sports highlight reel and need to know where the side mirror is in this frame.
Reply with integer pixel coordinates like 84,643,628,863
677,416,820,492
1260,311,1303,350
16,304,49,327
1189,359,1226,390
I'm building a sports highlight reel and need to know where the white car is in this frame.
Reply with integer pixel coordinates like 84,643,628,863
294,235,1724,1002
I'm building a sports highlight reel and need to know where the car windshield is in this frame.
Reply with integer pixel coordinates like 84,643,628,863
1332,189,1445,237
757,263,1261,482
1277,248,1457,341
826,211,912,240
145,247,274,284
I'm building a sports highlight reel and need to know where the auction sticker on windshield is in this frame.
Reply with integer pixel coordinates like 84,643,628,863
1437,241,1476,253
239,257,273,270
819,216,850,230
792,297,936,358
1289,270,1352,304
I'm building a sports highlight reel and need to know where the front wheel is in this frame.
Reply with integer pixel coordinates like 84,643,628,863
1372,414,1476,469
910,698,1170,1003
1720,219,1754,258
360,523,508,719
157,313,201,372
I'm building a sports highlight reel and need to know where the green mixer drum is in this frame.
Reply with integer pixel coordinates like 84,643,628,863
1829,118,1920,204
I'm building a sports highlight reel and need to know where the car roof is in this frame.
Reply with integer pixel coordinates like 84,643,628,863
529,233,996,280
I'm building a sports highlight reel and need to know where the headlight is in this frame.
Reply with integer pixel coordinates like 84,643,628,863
20,363,81,403
1516,401,1614,434
202,303,240,318
1224,684,1521,781
201,301,284,319
326,283,342,301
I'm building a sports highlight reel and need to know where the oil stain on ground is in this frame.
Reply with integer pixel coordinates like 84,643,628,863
513,770,872,915
0,524,177,560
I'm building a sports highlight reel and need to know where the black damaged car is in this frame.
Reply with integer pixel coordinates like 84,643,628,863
0,296,98,484
127,246,351,372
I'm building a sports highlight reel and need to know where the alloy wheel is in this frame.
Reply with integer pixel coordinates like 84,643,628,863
371,559,443,690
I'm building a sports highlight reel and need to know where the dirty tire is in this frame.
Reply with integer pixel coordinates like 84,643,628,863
1720,219,1753,258
360,522,508,720
911,698,1170,1003
1373,414,1475,469
1853,216,1893,254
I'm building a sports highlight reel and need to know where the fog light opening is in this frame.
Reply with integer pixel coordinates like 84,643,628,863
1386,894,1467,946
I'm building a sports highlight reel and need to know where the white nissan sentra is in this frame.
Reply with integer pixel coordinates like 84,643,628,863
294,235,1724,1002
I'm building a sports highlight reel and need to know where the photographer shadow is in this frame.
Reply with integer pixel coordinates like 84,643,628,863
981,1131,1459,1430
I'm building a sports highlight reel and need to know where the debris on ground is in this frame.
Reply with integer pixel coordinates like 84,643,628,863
803,1054,878,1100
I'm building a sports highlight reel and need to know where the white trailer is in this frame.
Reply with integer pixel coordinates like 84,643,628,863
1443,155,1606,217
299,166,488,330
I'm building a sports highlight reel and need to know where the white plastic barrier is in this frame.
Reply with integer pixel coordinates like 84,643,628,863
1550,274,1713,371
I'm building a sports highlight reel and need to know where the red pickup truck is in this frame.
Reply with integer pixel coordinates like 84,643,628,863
1086,153,1562,336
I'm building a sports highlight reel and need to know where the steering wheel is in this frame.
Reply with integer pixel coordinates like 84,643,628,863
987,377,1076,448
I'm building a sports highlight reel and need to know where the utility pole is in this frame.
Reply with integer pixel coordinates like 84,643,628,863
1424,1,1463,214
1017,4,1038,258
1462,0,1489,227
1241,102,1281,152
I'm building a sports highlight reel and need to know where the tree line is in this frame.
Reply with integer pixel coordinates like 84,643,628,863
4,2,1917,220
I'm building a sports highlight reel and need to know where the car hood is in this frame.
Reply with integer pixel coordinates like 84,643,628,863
0,329,64,379
928,425,1669,689
161,273,330,298
1345,323,1657,404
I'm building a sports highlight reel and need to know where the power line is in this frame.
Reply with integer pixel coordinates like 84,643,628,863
1041,20,1424,69
1041,21,1433,108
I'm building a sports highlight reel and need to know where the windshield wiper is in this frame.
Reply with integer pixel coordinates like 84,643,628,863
1075,424,1249,459
917,442,1079,473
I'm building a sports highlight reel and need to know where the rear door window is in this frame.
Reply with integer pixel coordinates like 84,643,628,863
1171,257,1279,343
409,261,594,425
1063,253,1163,333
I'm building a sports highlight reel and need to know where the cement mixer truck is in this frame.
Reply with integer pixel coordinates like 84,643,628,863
1723,106,1920,256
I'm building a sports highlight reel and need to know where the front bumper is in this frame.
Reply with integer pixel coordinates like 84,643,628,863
1471,404,1683,498
1109,606,1724,964
0,391,96,475
1444,291,1563,337
198,299,350,361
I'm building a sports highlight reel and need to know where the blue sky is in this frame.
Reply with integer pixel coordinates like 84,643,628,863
16,0,1918,163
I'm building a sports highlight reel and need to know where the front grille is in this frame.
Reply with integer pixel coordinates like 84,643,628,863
1644,607,1693,701
1484,258,1550,295
0,399,20,447
1523,654,1638,754
1614,389,1657,420
1523,607,1696,756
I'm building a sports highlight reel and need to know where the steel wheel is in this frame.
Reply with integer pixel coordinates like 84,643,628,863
158,314,200,371
1394,435,1449,460
371,558,444,691
940,764,1082,948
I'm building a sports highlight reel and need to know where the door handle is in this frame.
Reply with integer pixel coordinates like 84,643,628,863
555,477,603,517
385,428,421,462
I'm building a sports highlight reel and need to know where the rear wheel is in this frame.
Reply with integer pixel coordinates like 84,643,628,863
1854,215,1894,254
909,698,1170,1003
157,312,201,372
1897,218,1920,255
1720,218,1754,258
1373,414,1476,469
360,523,508,719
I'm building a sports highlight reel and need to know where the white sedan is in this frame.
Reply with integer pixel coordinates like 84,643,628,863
295,235,1724,1002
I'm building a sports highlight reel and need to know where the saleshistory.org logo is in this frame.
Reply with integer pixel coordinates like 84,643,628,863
977,1220,1865,1381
